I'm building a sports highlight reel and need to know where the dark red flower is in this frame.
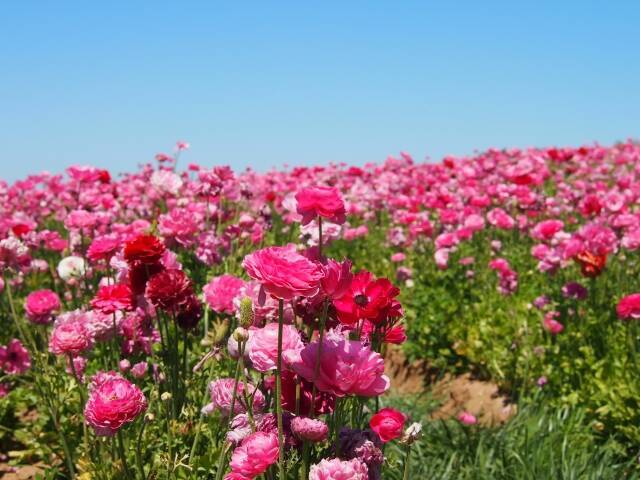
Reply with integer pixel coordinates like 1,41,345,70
128,262,164,295
145,269,194,312
124,235,165,266
575,251,606,278
265,371,335,417
176,295,203,330
333,271,402,325
91,284,134,314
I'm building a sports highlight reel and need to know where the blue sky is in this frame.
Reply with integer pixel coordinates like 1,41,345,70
1,1,638,182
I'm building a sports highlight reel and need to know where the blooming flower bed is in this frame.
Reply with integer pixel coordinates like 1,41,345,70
1,140,640,478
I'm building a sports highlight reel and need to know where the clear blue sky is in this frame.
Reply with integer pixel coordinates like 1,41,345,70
1,1,638,182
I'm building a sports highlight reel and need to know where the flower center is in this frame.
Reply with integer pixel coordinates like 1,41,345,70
354,294,369,307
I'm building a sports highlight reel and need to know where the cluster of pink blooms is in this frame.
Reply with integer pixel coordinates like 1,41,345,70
3,139,640,477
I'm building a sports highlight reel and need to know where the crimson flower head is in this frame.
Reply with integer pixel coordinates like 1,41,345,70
91,283,134,314
145,269,194,312
124,235,165,266
617,293,640,321
575,250,606,278
295,186,346,226
369,407,406,443
333,271,402,325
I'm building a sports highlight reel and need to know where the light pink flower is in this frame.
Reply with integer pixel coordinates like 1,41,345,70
458,411,477,425
309,458,368,480
130,361,148,379
242,244,324,300
49,314,94,355
203,378,265,417
247,322,304,372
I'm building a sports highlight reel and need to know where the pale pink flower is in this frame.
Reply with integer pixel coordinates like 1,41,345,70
291,416,328,442
247,322,304,372
229,432,279,478
203,378,265,417
309,458,368,480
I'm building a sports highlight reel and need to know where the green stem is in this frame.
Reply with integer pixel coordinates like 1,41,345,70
275,299,286,479
403,444,412,480
309,300,329,419
117,430,133,480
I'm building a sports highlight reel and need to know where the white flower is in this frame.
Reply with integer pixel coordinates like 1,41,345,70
57,256,86,281
150,170,183,195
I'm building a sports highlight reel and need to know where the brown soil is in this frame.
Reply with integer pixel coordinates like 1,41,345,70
0,463,45,480
385,345,516,425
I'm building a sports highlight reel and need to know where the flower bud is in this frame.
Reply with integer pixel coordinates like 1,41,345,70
238,296,254,328
161,392,172,402
232,327,249,343
401,422,422,444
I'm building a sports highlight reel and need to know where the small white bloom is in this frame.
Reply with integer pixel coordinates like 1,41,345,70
57,256,86,282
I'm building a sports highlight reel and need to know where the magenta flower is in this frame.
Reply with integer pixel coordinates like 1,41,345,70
290,330,390,397
295,186,346,226
24,289,60,324
291,416,329,442
0,339,31,375
203,378,265,417
49,314,94,355
84,371,147,436
242,244,324,300
229,432,280,478
458,411,478,425
617,293,640,320
203,274,245,314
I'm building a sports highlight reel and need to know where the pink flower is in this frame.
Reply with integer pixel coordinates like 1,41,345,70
617,294,640,320
290,330,390,397
390,252,406,263
531,219,564,241
203,379,265,417
130,361,148,379
309,458,368,480
84,372,147,436
247,322,304,372
242,244,324,300
229,432,279,478
203,275,245,314
91,283,133,314
87,234,122,263
0,339,31,375
49,315,94,355
457,411,477,425
24,289,60,324
295,186,346,226
320,259,353,300
369,407,406,443
543,311,564,334
291,416,329,442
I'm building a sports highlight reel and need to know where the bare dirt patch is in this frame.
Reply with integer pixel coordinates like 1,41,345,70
385,346,516,425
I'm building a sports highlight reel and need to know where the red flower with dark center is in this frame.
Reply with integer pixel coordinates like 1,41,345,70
333,271,402,325
575,251,606,278
145,269,194,312
124,235,165,266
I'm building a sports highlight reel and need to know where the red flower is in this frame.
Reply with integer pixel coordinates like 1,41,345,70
295,186,346,225
175,295,203,330
145,269,194,312
266,371,335,417
91,284,134,314
369,407,406,443
124,235,165,266
128,262,164,295
575,251,606,278
333,271,402,325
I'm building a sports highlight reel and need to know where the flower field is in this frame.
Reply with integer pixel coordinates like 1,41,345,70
2,140,640,479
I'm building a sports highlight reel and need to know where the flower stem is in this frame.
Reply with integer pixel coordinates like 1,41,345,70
403,444,412,480
275,299,286,479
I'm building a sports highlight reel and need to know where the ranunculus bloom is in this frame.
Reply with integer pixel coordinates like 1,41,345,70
145,269,194,312
333,271,402,325
91,283,133,314
57,256,86,282
87,234,121,263
84,371,147,436
49,316,94,355
309,458,368,480
248,322,304,372
268,371,335,416
369,407,406,443
0,339,31,375
203,378,265,417
320,259,353,300
229,432,279,478
575,251,607,278
203,274,245,314
458,411,478,425
124,235,166,266
617,293,640,320
543,311,564,335
291,416,329,442
531,219,564,241
290,330,390,397
130,361,148,379
295,186,346,226
24,289,60,324
242,244,324,300
175,295,203,330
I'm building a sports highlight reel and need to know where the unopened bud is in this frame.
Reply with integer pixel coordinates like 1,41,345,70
145,413,155,422
233,327,250,342
161,392,172,402
239,297,254,328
